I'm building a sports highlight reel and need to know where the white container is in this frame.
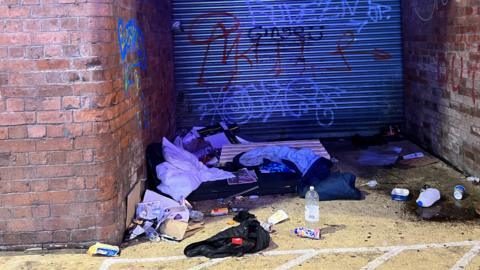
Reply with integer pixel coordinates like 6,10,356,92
416,188,440,207
305,186,320,229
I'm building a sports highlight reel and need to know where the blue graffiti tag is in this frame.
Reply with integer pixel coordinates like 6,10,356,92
117,18,147,68
117,18,147,94
117,18,149,129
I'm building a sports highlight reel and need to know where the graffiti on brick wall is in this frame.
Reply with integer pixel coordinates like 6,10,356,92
117,18,149,129
436,53,477,104
182,0,395,127
413,0,449,22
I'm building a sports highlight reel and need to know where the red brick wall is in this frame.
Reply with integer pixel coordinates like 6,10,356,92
0,0,174,248
403,1,480,175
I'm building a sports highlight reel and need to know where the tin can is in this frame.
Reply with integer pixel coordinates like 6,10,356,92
293,227,321,240
454,185,465,200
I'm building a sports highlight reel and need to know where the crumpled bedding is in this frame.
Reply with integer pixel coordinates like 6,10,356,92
156,138,235,201
238,146,319,174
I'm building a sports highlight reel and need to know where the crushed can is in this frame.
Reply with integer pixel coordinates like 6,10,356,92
293,227,321,240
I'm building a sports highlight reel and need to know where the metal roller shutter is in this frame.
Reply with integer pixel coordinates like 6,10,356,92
172,0,403,140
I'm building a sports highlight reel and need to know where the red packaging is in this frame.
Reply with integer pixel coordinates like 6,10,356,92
210,207,229,216
231,237,243,245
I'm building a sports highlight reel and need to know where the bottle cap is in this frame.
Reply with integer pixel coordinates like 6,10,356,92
309,186,314,191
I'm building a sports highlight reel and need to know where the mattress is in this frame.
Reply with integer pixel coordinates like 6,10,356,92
219,139,331,165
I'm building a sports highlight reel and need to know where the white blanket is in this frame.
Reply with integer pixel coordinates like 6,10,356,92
156,138,234,201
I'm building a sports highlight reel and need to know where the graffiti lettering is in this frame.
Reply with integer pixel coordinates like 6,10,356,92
247,25,324,41
199,78,345,127
246,0,392,33
187,12,254,87
413,0,449,22
436,53,476,104
327,31,391,71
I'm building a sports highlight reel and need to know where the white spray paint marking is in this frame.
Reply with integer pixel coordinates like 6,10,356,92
450,245,480,270
98,255,186,270
360,248,405,270
186,258,227,270
99,241,480,270
273,249,319,270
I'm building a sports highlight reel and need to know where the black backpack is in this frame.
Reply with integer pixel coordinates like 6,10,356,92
184,212,270,258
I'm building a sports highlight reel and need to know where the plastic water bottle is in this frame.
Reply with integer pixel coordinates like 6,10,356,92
305,186,320,229
416,188,440,207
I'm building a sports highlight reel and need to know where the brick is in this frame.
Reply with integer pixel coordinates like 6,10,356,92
67,177,85,189
1,193,35,206
13,207,32,218
35,231,53,243
44,45,63,58
41,18,59,32
46,72,64,83
0,33,30,45
29,152,47,165
0,73,7,86
47,125,67,138
36,190,76,205
22,0,40,4
62,96,81,110
30,180,48,191
52,230,70,242
38,85,73,97
78,216,96,229
0,112,35,125
50,204,70,216
36,59,70,70
0,208,12,219
0,127,7,139
8,126,27,139
36,165,74,178
71,228,96,242
43,217,78,230
36,138,73,151
31,5,67,18
7,219,39,232
25,97,61,111
66,150,84,164
0,139,35,152
63,45,79,57
8,47,24,58
46,151,66,165
66,3,112,17
6,98,24,111
25,46,44,59
31,205,49,218
5,20,23,33
37,111,72,124
23,20,41,32
27,125,46,138
73,109,107,122
7,6,30,18
63,123,82,137
9,73,46,86
0,47,7,58
73,136,104,149
60,18,78,30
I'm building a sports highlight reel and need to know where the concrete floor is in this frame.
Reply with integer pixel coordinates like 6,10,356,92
1,140,480,270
